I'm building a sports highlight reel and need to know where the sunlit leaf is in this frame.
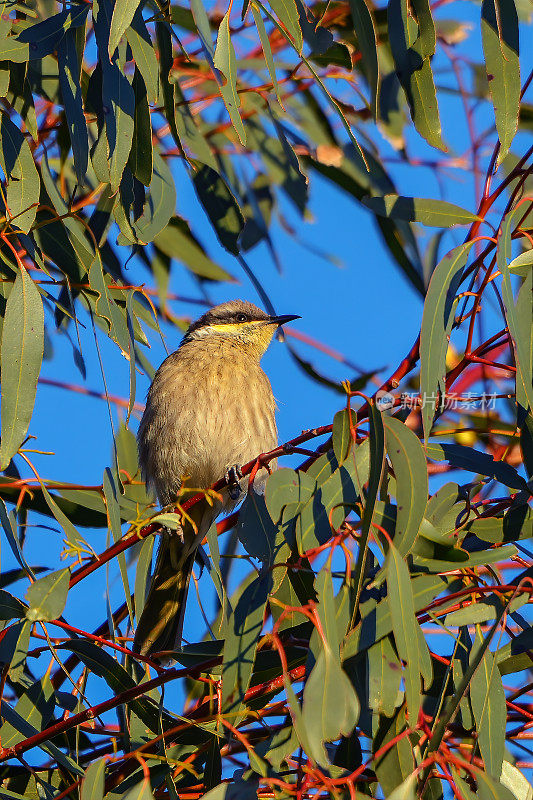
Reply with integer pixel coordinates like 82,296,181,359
481,0,520,163
0,265,44,469
363,194,480,226
25,567,70,622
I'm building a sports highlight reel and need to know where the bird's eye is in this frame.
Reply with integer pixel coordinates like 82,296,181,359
236,313,248,322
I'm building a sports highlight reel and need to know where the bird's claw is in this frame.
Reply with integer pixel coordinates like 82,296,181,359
225,465,243,501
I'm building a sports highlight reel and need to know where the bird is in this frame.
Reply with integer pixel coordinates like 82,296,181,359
133,299,300,659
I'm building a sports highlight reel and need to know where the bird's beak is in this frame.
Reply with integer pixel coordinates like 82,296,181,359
267,314,301,326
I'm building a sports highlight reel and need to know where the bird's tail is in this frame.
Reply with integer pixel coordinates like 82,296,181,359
133,501,214,659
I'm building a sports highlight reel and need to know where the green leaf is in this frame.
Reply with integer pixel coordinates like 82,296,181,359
213,10,246,144
236,490,289,564
128,67,153,186
81,759,106,800
470,629,506,777
104,62,135,192
126,11,159,104
498,206,533,411
500,761,533,800
384,415,428,555
481,0,520,164
0,266,44,469
108,0,142,58
296,440,370,553
13,5,89,60
57,28,89,185
192,164,245,255
265,467,314,522
0,499,35,579
420,242,475,440
221,572,271,718
348,0,379,117
0,678,83,774
508,249,533,276
368,634,402,717
25,567,70,622
332,407,354,465
362,195,480,226
0,677,55,748
103,468,134,624
301,645,360,765
154,18,183,152
127,149,176,244
251,3,282,106
7,62,38,142
0,588,27,620
426,442,528,491
387,542,427,723
58,639,172,732
373,706,415,796
387,0,444,150
268,0,303,53
411,0,436,56
388,774,418,800
445,593,527,626
352,403,385,613
122,780,155,800
153,216,234,280
0,111,40,233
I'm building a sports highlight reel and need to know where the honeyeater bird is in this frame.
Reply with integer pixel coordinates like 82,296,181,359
133,300,299,659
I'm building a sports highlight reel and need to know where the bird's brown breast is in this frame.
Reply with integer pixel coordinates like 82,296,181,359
138,338,278,506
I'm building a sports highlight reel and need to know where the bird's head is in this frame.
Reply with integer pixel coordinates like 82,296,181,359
183,300,300,358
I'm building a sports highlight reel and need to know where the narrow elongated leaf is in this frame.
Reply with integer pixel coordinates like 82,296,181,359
57,28,89,185
362,195,480,226
0,677,55,748
373,706,415,795
384,415,428,555
128,67,152,186
498,206,533,411
301,645,360,765
221,572,271,717
81,759,106,800
14,6,88,60
0,266,44,469
25,568,70,622
103,468,133,623
481,0,520,164
108,0,142,58
332,407,353,465
0,589,27,620
153,216,233,280
470,630,506,777
420,242,475,440
426,442,528,490
0,112,40,233
251,3,282,106
126,11,159,104
387,543,426,723
213,11,246,144
268,0,303,52
193,164,245,255
387,0,444,149
0,499,35,578
349,0,379,117
104,62,135,192
367,634,402,716
0,680,83,775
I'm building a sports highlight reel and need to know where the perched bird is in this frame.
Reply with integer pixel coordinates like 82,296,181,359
133,300,299,659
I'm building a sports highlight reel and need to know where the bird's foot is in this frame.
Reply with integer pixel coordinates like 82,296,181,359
225,464,243,501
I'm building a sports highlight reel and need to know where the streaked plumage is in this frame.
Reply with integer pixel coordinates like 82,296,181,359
133,300,298,659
